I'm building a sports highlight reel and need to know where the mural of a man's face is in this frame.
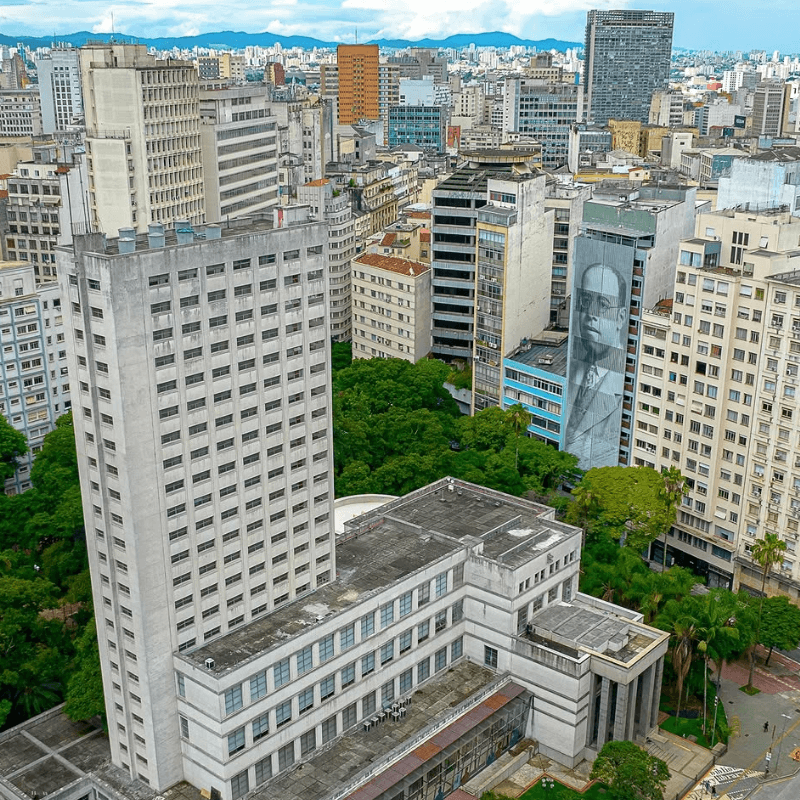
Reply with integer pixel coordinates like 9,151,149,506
578,265,626,358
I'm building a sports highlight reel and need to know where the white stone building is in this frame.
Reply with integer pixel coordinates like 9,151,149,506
57,209,333,790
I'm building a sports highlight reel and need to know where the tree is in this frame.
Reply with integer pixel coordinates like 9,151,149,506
64,622,105,723
670,618,696,726
0,416,27,482
759,595,800,666
658,467,686,571
572,466,676,552
590,740,669,800
747,533,787,689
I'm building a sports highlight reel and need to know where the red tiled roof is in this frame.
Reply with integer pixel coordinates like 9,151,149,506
380,233,397,246
420,231,431,243
354,253,429,277
405,210,431,219
304,178,330,186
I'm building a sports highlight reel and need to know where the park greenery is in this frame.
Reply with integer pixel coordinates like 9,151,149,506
2,344,799,749
590,740,669,800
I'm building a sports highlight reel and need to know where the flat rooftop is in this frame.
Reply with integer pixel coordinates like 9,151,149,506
529,599,665,664
252,661,505,800
183,479,577,674
509,337,569,377
0,704,201,800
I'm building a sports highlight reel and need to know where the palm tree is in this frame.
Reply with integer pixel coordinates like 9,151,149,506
506,404,531,471
671,618,696,726
658,467,686,572
571,484,600,547
747,533,787,689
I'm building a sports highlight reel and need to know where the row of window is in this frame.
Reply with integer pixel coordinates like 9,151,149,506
225,639,465,799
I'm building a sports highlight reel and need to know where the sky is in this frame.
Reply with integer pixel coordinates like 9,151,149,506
1,0,799,53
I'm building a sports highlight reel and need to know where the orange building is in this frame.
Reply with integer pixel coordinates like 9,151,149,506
337,44,380,124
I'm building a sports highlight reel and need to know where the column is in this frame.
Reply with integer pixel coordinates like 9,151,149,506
650,657,664,729
626,677,639,741
613,682,630,742
596,677,611,749
638,664,654,737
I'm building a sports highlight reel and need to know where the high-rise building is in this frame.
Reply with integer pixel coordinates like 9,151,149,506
0,259,70,495
583,10,674,126
0,88,43,136
633,207,800,592
503,77,582,169
751,80,790,137
430,148,541,363
35,46,84,133
471,174,554,411
57,211,333,790
199,84,279,221
297,178,356,341
336,45,380,125
80,44,205,235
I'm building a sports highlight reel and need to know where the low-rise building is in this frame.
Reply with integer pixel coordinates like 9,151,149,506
351,252,431,362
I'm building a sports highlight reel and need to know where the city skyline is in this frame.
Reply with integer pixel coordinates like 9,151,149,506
3,1,800,54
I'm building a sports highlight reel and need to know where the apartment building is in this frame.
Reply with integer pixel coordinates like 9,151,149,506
336,45,380,126
350,252,431,362
57,211,332,790
81,44,205,235
472,174,554,411
0,259,70,494
36,46,84,133
3,143,86,281
297,179,356,341
199,84,279,220
633,208,800,592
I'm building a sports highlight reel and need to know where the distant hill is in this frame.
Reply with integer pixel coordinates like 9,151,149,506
0,29,581,53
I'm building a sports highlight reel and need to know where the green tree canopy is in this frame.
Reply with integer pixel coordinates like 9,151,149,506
590,740,669,800
0,415,27,481
571,466,676,551
759,595,800,665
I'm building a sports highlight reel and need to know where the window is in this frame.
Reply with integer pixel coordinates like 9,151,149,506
399,591,412,617
418,582,430,606
435,571,447,597
361,651,375,676
250,670,267,701
380,640,394,665
298,687,314,714
380,602,394,628
341,662,356,688
252,713,269,742
224,685,243,715
340,623,355,651
228,727,245,756
484,646,498,668
275,700,292,727
418,620,429,642
418,657,431,683
296,645,313,675
277,742,295,772
320,674,335,700
452,637,463,660
361,611,375,638
435,609,447,633
231,771,249,800
435,647,447,672
318,634,334,663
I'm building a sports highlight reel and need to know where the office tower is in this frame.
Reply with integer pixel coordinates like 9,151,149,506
0,88,43,136
751,80,790,137
583,10,674,125
567,124,613,173
197,54,246,83
633,208,800,592
57,212,332,790
336,45,380,125
0,259,70,494
472,174,554,412
80,44,205,235
503,77,582,169
430,148,540,363
199,84,279,220
350,252,431,361
35,46,84,133
297,178,356,341
387,105,447,151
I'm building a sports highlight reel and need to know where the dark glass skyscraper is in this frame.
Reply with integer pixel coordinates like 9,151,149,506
583,10,674,125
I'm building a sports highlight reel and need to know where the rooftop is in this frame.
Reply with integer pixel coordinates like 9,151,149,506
748,146,800,163
529,599,666,664
182,479,576,674
354,253,429,277
508,335,569,378
252,661,513,800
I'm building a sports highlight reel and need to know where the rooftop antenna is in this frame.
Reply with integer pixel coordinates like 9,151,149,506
355,28,358,44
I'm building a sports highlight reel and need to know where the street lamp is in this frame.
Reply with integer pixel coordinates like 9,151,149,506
711,696,720,747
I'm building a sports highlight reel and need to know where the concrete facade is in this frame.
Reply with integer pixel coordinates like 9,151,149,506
56,212,333,790
351,252,431,361
35,47,84,133
717,147,800,214
0,260,71,494
80,44,205,235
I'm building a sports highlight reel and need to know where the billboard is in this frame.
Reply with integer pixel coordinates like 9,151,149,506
564,237,634,470
734,115,747,129
446,125,461,154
